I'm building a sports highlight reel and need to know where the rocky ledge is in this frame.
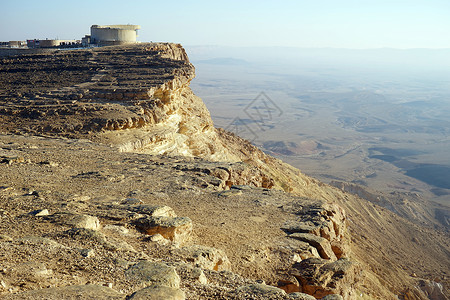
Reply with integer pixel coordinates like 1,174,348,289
0,43,235,162
0,134,351,299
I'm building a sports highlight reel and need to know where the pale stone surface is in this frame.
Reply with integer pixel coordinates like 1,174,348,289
69,214,101,230
29,209,49,216
129,285,185,300
49,213,101,230
149,233,165,242
125,261,181,288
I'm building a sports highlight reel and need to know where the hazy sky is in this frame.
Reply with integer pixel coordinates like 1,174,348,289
2,0,449,49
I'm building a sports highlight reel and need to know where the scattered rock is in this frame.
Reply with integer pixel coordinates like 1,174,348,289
133,216,192,244
48,213,101,230
71,195,91,202
125,261,181,288
69,214,101,230
128,190,145,198
80,248,95,258
1,156,25,165
129,285,185,300
29,209,49,216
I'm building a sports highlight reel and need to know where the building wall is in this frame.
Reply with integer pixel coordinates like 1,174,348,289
39,40,61,47
90,25,140,45
8,41,26,48
27,39,81,48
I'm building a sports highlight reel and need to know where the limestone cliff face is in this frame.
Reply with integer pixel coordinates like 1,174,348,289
90,43,239,162
0,43,237,162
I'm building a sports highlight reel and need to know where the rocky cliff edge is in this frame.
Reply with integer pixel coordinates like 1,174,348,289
0,43,448,299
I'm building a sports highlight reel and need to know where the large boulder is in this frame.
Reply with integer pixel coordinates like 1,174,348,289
133,216,192,244
47,212,101,231
125,261,181,289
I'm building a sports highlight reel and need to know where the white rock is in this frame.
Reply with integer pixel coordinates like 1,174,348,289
69,214,101,231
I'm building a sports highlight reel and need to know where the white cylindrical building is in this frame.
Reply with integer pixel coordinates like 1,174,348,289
90,25,141,45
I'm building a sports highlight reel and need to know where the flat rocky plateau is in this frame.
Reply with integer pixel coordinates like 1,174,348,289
0,44,448,299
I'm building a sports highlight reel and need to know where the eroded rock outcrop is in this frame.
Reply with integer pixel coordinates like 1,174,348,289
0,43,238,163
282,201,348,261
290,258,361,299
